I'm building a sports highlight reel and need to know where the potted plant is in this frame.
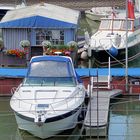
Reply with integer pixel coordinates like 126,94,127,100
42,40,52,55
6,49,26,58
67,41,78,51
20,40,30,52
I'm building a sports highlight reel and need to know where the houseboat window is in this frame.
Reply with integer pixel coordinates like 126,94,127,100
121,20,132,30
36,30,46,45
24,61,76,86
36,29,64,45
100,20,110,29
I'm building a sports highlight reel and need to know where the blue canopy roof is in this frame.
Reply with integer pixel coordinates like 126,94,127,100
30,55,71,63
0,16,77,28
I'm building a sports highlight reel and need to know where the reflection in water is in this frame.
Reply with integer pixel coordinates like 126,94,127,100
109,96,140,140
1,97,140,140
15,126,81,140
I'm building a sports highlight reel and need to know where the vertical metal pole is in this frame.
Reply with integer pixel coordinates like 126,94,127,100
97,69,99,140
108,57,111,89
125,0,128,93
111,9,114,35
89,70,92,140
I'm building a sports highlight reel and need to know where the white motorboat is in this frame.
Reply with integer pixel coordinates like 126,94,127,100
10,55,86,139
88,1,140,67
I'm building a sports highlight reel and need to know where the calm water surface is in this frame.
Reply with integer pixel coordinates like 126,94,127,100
1,96,140,140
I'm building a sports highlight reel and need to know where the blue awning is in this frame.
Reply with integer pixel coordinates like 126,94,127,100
75,68,140,77
0,68,27,78
0,68,140,78
0,16,77,28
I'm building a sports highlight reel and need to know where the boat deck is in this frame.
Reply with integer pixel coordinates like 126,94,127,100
84,89,122,136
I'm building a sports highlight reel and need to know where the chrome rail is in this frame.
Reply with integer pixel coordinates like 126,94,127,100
11,86,85,115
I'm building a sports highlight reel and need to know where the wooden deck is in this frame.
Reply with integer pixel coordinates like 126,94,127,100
84,89,122,136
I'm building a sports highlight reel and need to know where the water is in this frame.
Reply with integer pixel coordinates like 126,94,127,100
1,96,140,140
109,96,140,140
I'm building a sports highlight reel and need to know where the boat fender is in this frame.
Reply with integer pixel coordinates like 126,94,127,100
81,51,88,60
109,45,118,57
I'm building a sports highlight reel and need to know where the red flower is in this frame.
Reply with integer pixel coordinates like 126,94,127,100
6,49,26,58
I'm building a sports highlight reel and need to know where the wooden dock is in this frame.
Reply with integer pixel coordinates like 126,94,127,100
84,89,122,137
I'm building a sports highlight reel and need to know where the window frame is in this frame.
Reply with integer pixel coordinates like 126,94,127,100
35,29,64,46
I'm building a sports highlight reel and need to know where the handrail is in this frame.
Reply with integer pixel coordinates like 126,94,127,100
11,86,84,115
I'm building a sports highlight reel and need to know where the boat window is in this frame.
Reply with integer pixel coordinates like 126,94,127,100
111,20,121,29
99,20,110,29
134,18,140,29
23,60,76,86
23,77,76,87
121,20,132,30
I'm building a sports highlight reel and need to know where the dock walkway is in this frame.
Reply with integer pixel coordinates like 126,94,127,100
84,89,122,136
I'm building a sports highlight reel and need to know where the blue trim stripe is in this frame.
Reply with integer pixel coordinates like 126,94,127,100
0,16,77,28
30,55,71,63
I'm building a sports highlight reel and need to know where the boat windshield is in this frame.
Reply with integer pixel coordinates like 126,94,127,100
23,60,76,86
100,19,133,31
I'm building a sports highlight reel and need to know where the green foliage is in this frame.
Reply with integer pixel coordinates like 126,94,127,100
42,40,52,48
20,40,30,48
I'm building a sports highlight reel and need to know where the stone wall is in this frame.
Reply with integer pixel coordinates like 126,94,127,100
0,0,125,10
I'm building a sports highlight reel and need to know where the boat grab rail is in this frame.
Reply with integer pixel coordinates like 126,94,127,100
11,86,85,115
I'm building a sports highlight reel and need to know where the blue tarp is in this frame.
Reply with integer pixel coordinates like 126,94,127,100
0,16,77,28
76,68,140,77
0,68,140,78
0,68,27,78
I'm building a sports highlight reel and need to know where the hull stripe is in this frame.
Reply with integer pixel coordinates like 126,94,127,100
15,104,83,123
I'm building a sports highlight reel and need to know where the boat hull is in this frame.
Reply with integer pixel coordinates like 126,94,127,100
14,105,82,139
91,44,140,67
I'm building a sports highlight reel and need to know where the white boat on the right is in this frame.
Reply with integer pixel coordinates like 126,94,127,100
88,0,140,67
